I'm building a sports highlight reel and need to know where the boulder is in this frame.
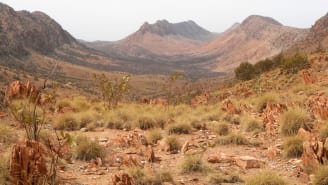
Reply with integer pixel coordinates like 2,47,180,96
235,156,264,170
207,153,234,163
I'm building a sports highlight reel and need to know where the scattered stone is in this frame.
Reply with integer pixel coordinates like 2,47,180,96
80,127,88,132
235,156,264,170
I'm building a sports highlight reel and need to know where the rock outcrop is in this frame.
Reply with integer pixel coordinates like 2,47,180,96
0,3,75,57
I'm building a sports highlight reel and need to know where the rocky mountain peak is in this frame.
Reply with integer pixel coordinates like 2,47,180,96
136,19,214,40
242,15,282,26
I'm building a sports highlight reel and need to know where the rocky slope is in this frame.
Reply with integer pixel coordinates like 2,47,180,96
0,2,76,57
85,15,308,73
192,15,308,72
287,13,328,54
85,20,217,58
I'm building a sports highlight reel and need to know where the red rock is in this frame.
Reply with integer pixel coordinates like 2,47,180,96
207,153,234,163
235,156,264,170
297,128,312,141
266,146,281,160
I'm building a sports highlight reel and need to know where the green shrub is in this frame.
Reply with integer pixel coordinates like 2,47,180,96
246,171,288,185
146,129,163,144
283,136,303,158
280,108,311,136
235,62,256,81
216,133,250,145
180,155,208,174
75,136,106,161
254,58,276,74
167,123,191,135
281,53,309,74
165,136,181,153
53,113,79,131
313,165,328,185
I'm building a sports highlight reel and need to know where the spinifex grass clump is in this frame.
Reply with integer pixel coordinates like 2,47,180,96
280,108,311,136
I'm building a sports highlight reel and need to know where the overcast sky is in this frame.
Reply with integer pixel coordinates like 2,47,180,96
1,0,328,41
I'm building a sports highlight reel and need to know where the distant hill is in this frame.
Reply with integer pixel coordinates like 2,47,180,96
84,16,308,73
190,15,308,72
84,20,218,58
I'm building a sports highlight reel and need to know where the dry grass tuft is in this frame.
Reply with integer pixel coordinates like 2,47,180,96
75,136,106,161
279,108,311,136
180,155,208,174
245,171,288,185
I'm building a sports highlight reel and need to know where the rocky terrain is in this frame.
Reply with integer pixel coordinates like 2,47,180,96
1,3,328,185
85,15,308,73
288,13,328,54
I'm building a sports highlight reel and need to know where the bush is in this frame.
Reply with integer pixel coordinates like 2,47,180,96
254,58,276,74
208,173,242,184
283,136,303,158
165,136,181,153
244,119,263,132
246,171,287,185
126,167,172,185
235,62,256,81
313,165,328,185
167,123,191,135
146,129,163,144
216,133,250,145
137,117,156,130
75,136,106,161
213,122,230,136
279,108,311,136
53,113,79,131
180,155,208,174
0,153,9,184
281,53,309,74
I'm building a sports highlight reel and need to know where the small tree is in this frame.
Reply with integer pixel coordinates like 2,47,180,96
163,71,185,107
235,62,256,81
94,74,130,109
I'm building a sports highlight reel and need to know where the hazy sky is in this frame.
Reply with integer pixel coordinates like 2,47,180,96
1,0,328,41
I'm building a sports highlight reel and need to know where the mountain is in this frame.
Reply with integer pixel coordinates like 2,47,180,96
190,15,308,72
85,20,217,58
0,3,76,57
85,16,308,73
0,3,125,73
287,13,328,54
